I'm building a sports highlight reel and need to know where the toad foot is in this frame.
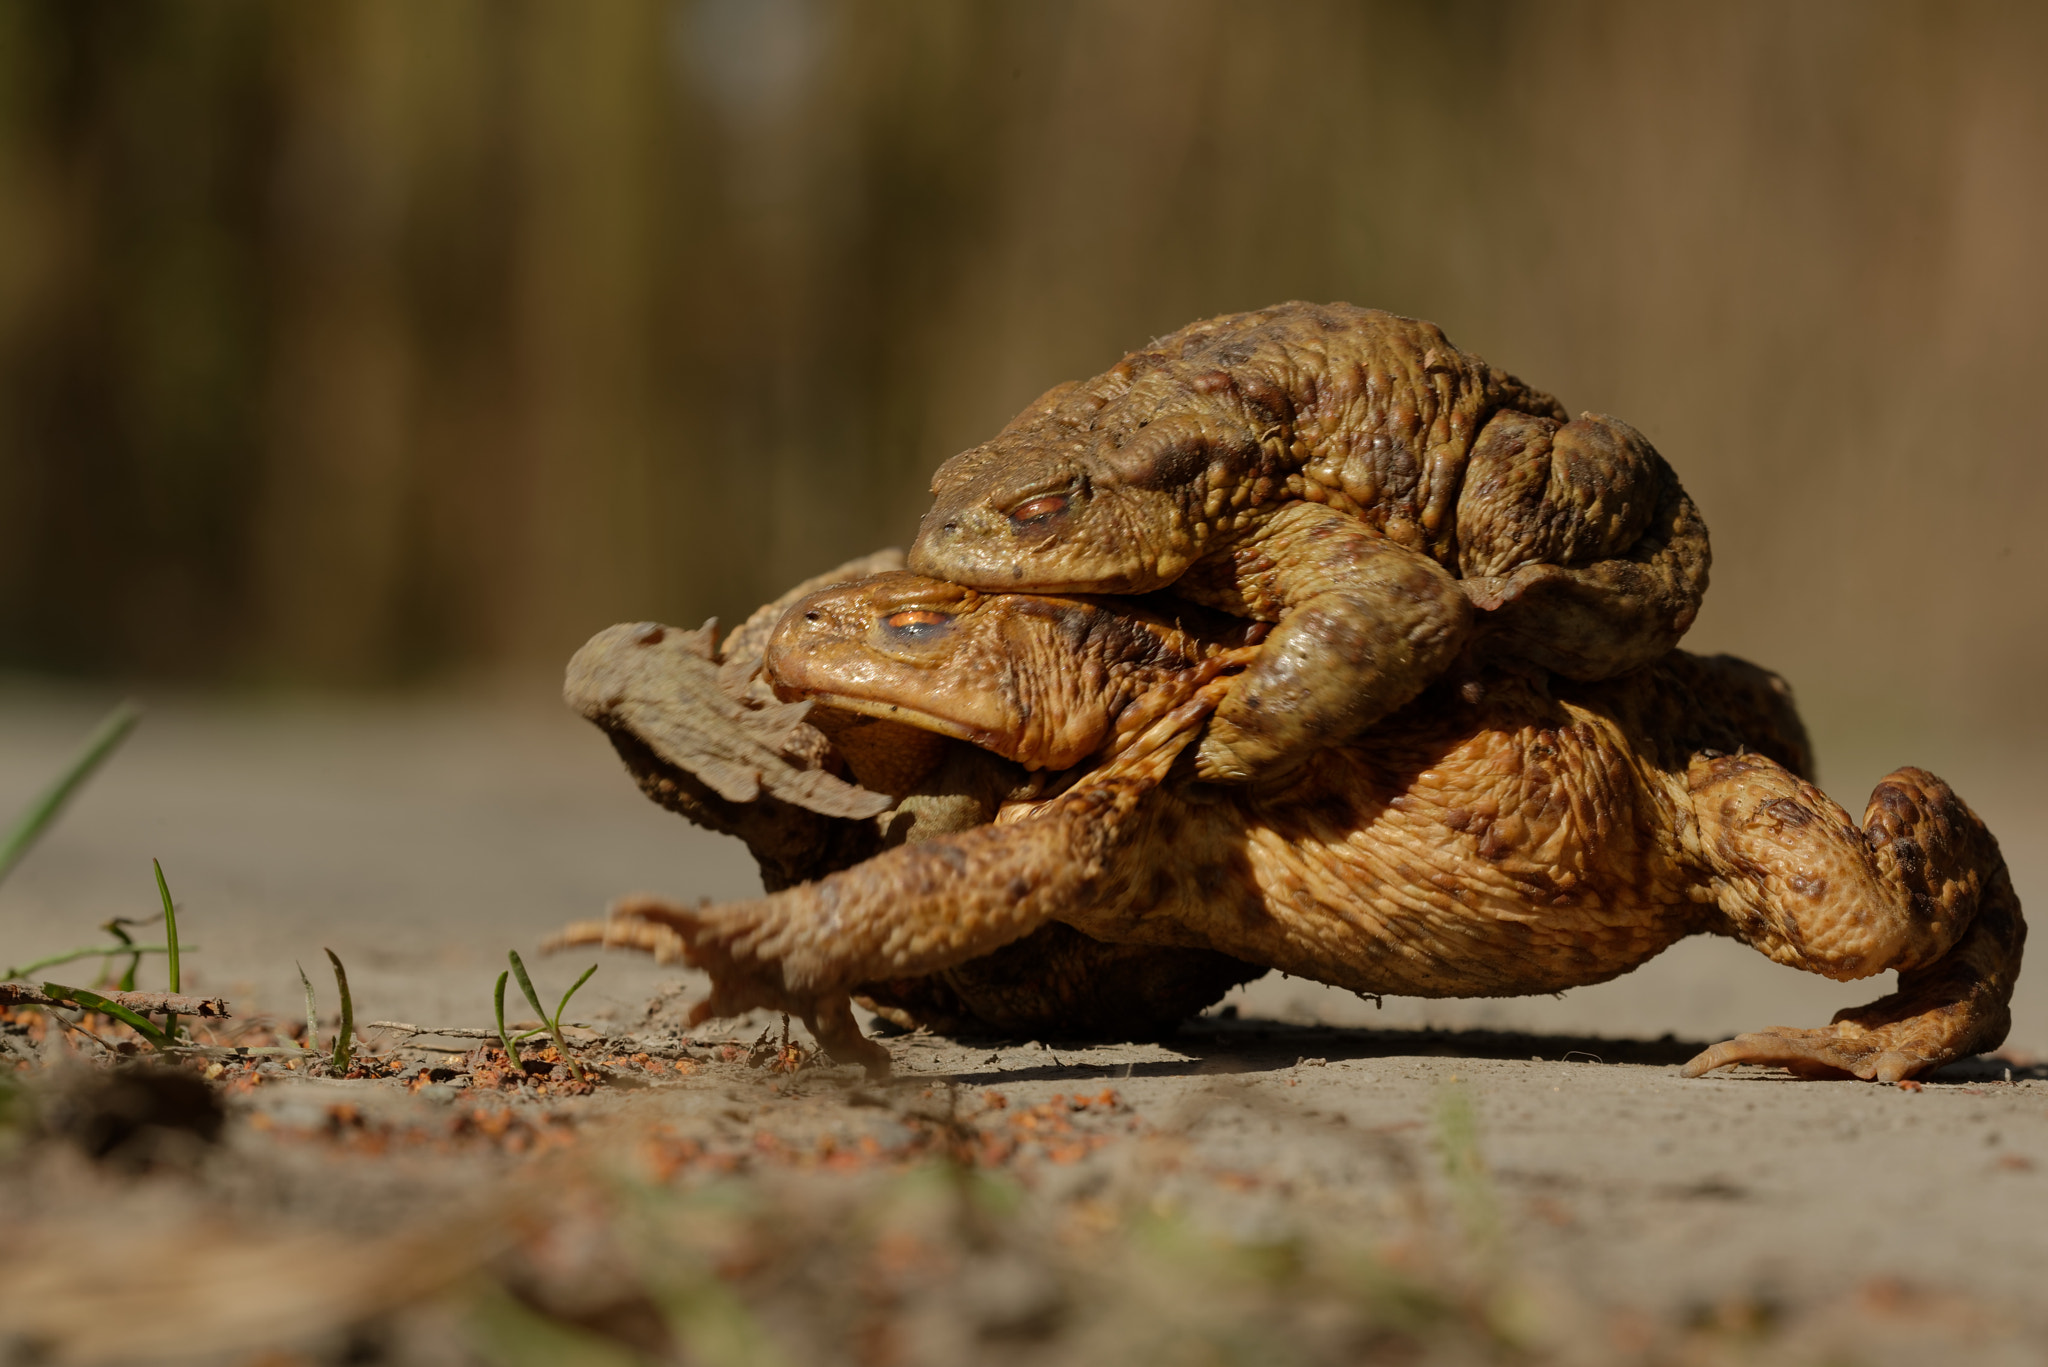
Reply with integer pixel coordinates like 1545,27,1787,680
1681,1024,1937,1083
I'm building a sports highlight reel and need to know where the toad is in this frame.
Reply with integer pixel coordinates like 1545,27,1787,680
559,552,1268,1039
559,572,2022,1084
908,302,1708,781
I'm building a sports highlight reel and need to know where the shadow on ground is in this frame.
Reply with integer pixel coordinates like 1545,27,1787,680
911,1015,2048,1087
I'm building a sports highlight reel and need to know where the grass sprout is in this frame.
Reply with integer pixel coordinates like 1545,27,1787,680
508,950,596,1082
1435,1082,1500,1258
3,941,180,983
297,961,321,1053
325,948,356,1073
97,913,162,991
0,701,140,888
294,952,358,1072
103,917,136,991
494,970,520,1064
155,858,181,1040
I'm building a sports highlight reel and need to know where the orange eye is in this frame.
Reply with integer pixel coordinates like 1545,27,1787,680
1009,493,1068,525
883,608,952,640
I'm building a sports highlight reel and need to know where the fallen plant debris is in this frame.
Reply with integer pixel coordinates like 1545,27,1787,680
8,1012,2040,1367
4,868,2047,1367
0,984,230,1018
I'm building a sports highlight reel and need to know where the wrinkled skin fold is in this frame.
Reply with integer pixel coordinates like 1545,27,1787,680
908,302,1710,781
560,573,2022,1083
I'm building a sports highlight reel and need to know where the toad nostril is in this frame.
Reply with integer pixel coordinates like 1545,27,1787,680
942,521,958,533
803,611,821,622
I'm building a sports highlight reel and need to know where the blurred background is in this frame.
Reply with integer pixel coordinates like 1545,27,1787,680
2,0,2045,1042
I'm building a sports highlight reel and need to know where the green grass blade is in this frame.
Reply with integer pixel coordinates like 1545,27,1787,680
3,943,179,980
100,918,135,991
324,948,355,1073
508,950,587,1082
495,970,518,1063
297,960,321,1051
154,859,180,1040
43,982,170,1049
0,702,140,887
552,963,599,1029
153,860,181,992
1434,1083,1500,1255
102,916,158,992
507,950,547,1022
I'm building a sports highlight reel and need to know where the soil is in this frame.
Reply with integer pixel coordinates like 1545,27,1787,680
2,684,2045,1365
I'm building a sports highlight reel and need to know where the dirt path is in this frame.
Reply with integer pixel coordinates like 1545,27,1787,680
3,685,2045,1363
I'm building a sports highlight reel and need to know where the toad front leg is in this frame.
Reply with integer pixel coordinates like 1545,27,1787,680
1190,501,1473,782
1680,755,2026,1082
552,776,1156,1074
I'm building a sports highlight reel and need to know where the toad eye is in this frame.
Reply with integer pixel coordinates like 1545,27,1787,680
1008,493,1068,526
882,609,952,641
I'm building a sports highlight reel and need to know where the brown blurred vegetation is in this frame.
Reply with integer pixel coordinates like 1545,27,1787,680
0,1,2044,744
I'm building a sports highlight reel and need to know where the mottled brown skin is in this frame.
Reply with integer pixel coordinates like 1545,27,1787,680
909,302,1709,782
573,572,2021,1083
559,552,1266,1041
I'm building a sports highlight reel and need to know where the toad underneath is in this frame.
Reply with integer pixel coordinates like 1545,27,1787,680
558,572,2022,1083
909,302,1708,781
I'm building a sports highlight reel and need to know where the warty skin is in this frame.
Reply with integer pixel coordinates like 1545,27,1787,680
570,573,2021,1084
908,302,1709,782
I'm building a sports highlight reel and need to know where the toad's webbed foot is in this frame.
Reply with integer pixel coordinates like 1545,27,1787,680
1683,759,2026,1082
1683,1024,1960,1084
552,896,895,1075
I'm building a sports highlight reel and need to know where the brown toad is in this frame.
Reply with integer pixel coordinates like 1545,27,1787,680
563,571,2021,1084
559,553,1266,1040
909,302,1708,781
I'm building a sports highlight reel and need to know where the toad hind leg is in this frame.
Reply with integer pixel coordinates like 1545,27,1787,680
1681,756,2026,1081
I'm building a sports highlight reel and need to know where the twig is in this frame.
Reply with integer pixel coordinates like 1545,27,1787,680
42,1007,118,1055
158,1057,331,1065
0,983,230,1017
369,1022,508,1041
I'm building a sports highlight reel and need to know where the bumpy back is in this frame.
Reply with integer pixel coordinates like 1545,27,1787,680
918,302,1569,577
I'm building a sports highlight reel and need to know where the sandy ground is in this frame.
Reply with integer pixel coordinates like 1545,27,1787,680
3,681,2047,1363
